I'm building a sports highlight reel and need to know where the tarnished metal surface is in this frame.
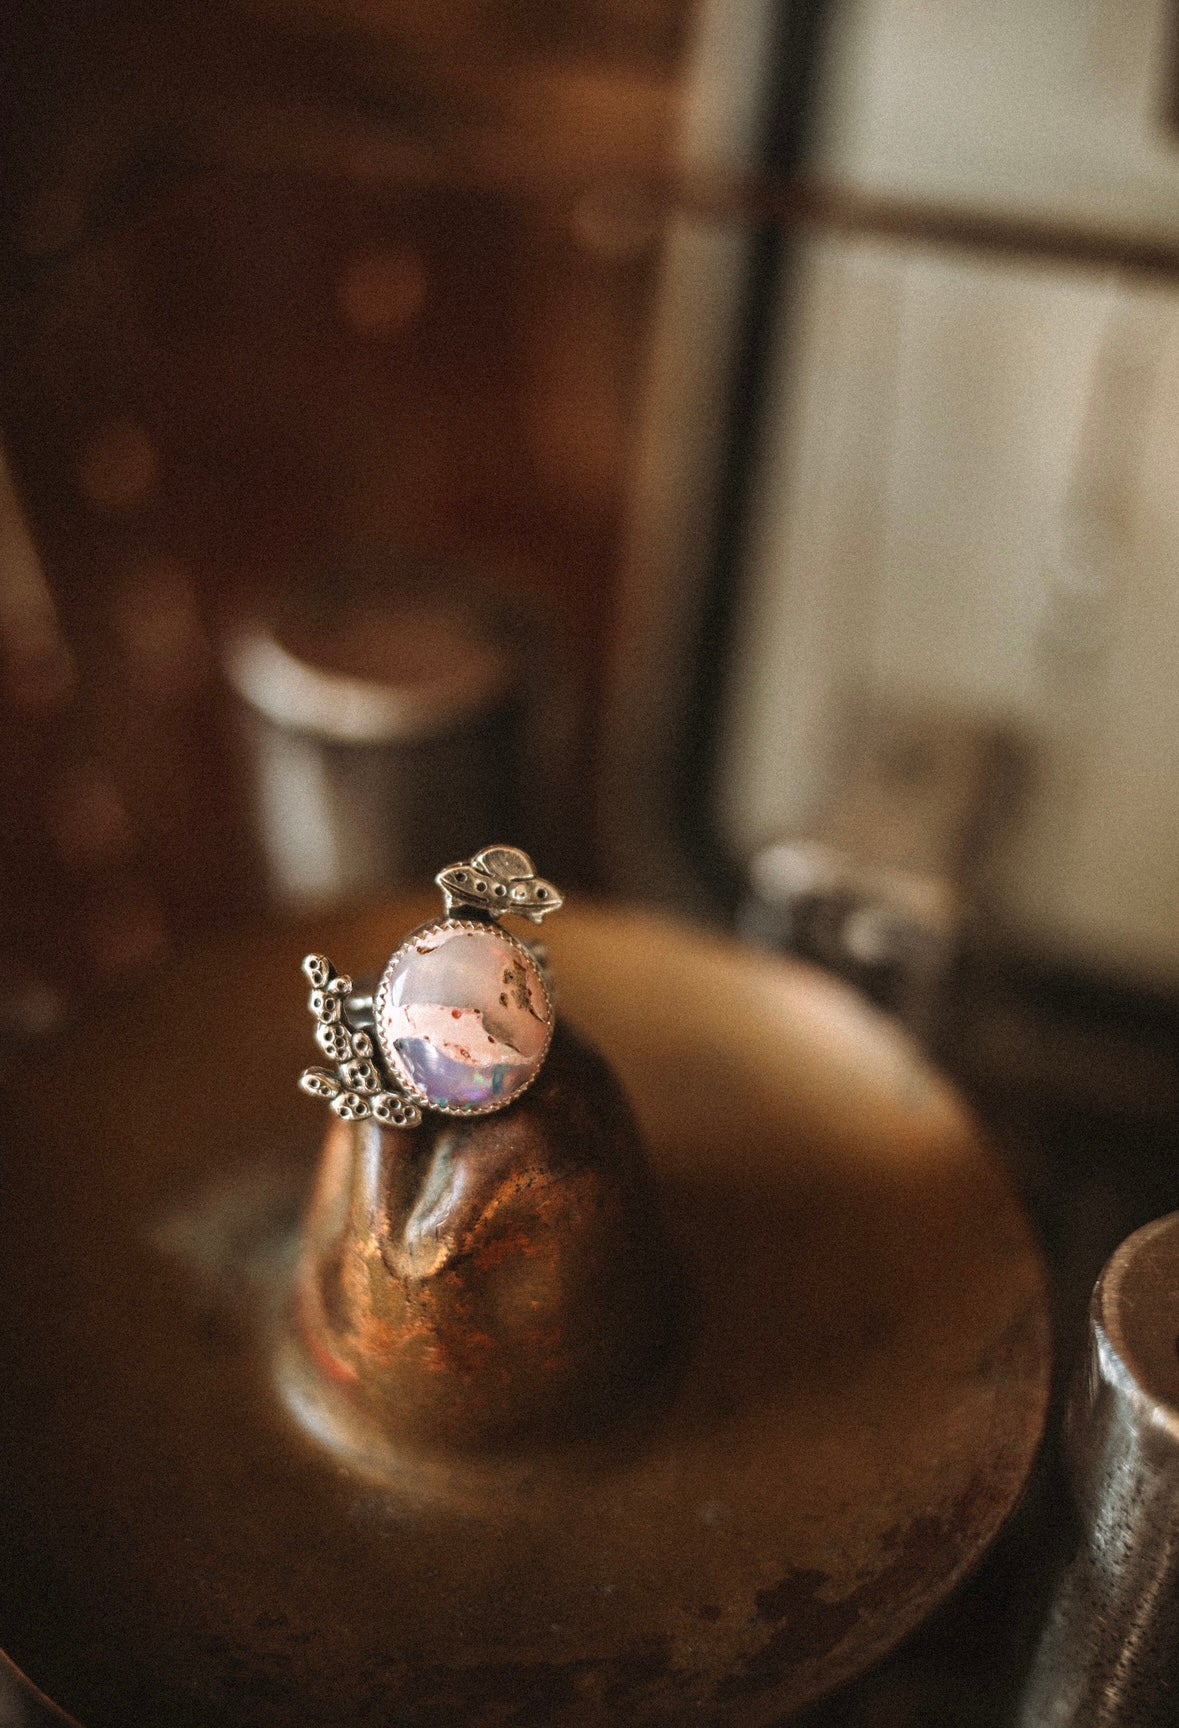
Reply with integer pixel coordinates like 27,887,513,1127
1018,1211,1179,1727
287,1021,683,1458
0,900,1049,1726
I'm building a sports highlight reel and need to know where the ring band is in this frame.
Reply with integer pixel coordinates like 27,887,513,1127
299,846,562,1128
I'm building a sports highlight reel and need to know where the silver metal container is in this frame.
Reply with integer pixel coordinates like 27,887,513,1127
1019,1210,1179,1727
223,578,524,907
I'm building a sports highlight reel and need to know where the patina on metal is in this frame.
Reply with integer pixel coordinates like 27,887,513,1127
1018,1211,1179,1727
287,1020,685,1459
0,899,1050,1726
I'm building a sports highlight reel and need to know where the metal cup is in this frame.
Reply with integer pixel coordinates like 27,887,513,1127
224,577,525,908
1018,1210,1179,1726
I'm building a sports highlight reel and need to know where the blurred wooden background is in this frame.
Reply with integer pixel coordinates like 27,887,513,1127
0,0,693,1042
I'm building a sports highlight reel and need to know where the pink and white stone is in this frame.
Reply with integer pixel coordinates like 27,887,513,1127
375,922,552,1112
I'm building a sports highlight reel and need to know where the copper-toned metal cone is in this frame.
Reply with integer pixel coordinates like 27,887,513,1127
284,1022,686,1463
0,901,1050,1727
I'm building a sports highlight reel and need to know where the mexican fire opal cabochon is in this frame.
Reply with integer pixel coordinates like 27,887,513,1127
374,921,553,1114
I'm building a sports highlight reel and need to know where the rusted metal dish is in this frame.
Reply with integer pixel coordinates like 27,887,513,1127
0,900,1050,1726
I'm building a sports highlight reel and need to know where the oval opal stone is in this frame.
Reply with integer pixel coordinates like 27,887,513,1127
375,922,552,1113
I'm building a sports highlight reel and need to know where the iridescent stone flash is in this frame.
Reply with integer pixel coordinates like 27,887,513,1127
376,921,552,1113
298,847,561,1127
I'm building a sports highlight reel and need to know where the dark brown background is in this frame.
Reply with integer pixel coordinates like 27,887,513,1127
0,0,692,1036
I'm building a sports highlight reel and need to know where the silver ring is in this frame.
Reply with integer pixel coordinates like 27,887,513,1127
298,846,563,1130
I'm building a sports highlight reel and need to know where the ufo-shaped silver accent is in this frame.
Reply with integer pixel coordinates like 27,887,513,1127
435,846,563,924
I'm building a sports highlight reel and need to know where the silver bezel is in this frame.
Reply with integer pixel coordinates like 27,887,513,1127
373,917,555,1117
